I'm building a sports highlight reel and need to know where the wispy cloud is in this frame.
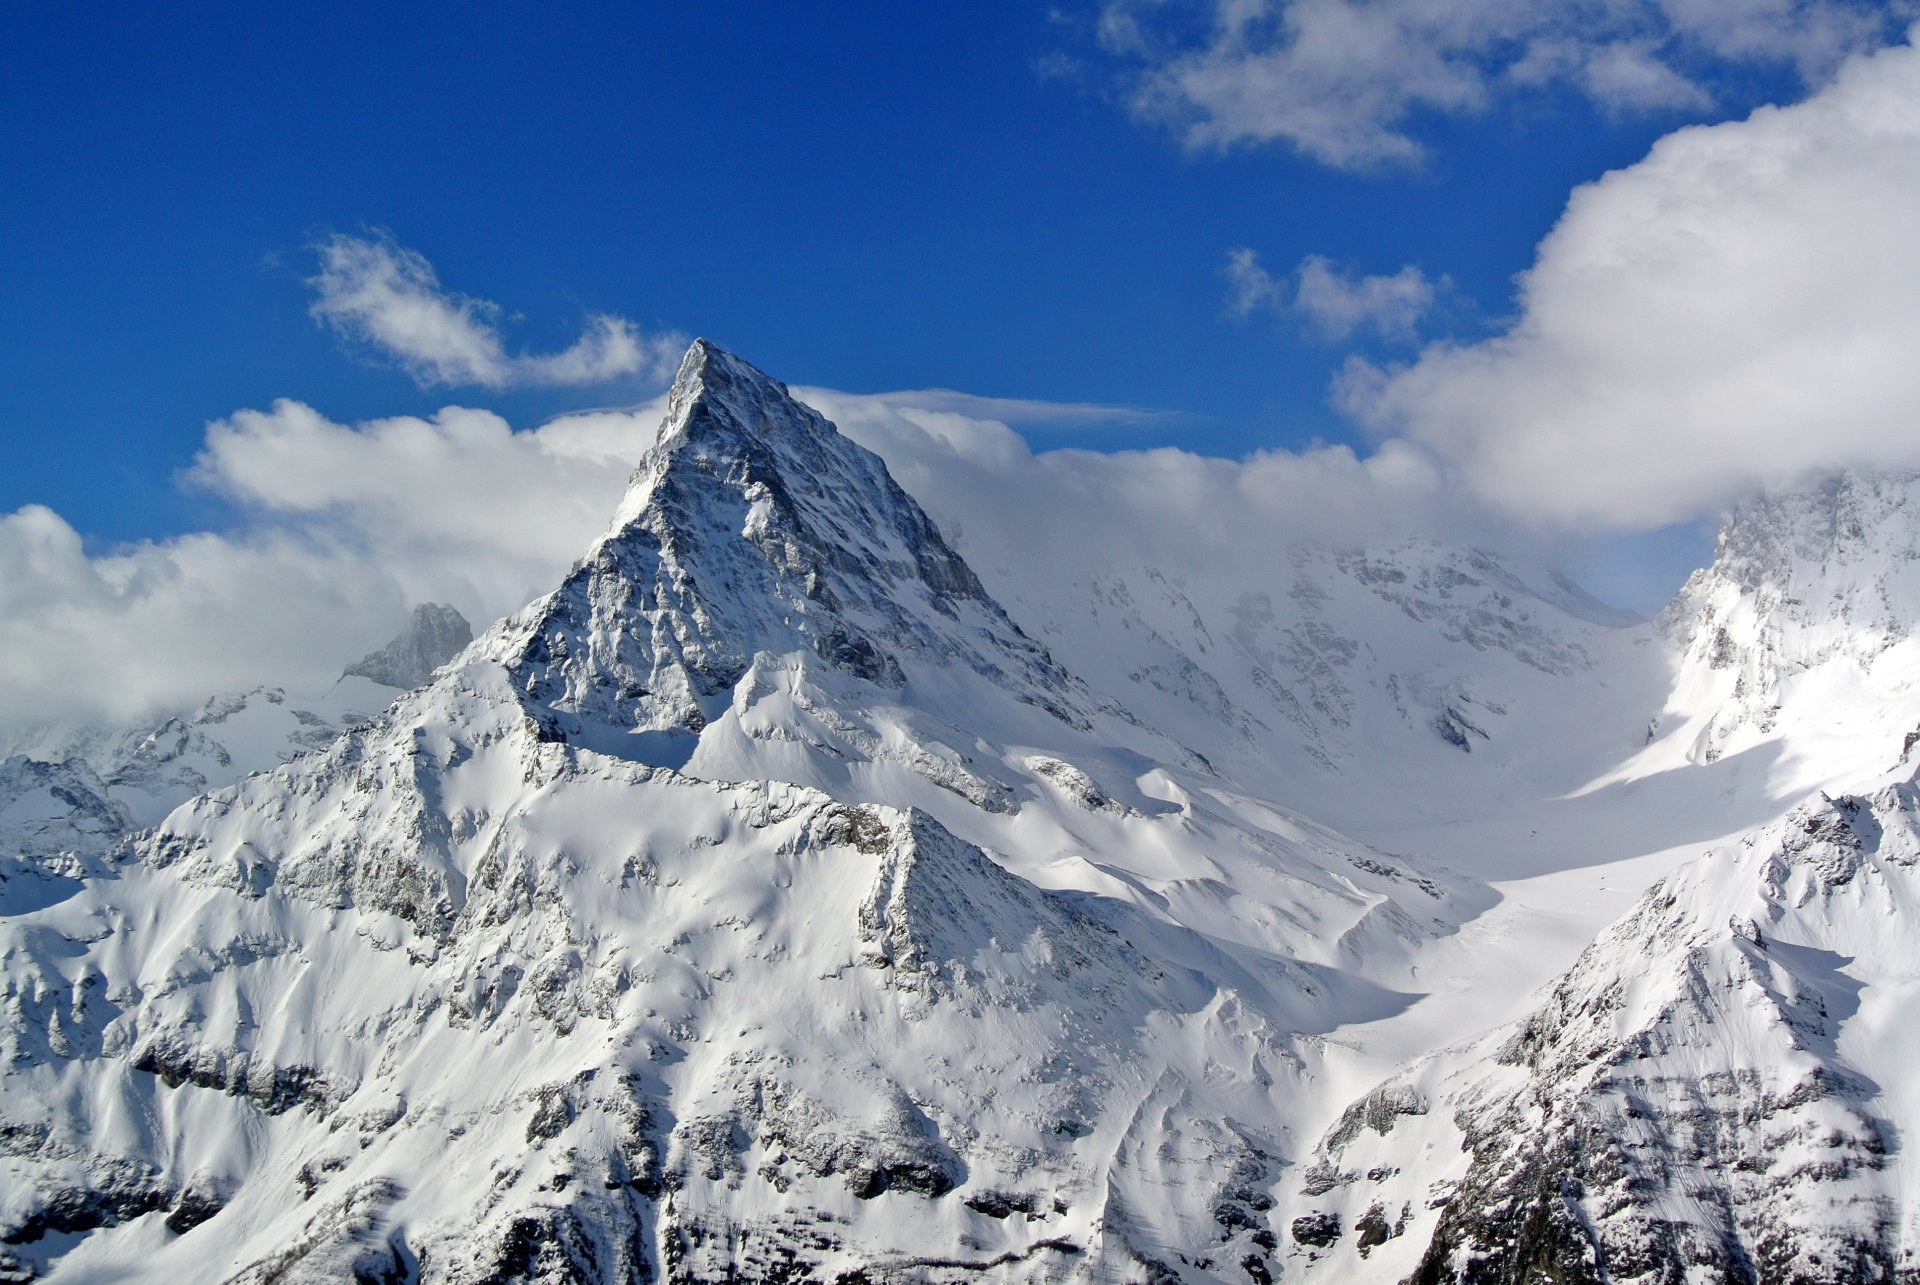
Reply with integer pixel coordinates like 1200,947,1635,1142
830,387,1175,428
807,384,1532,608
1228,248,1436,341
1098,0,1900,168
308,233,683,389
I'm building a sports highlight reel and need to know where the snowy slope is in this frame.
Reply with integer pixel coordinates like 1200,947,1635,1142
1,603,473,830
0,757,127,873
0,730,1287,1281
1656,468,1920,775
1259,473,1920,1284
987,539,1655,790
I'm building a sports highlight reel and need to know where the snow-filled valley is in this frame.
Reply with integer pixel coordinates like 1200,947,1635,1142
5,341,1920,1283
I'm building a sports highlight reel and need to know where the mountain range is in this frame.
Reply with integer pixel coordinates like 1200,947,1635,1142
3,340,1917,1283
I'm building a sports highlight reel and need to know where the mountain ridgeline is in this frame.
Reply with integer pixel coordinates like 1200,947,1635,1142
3,341,1919,1283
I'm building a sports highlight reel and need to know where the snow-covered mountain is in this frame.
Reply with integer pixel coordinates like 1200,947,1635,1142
4,342,1920,1283
345,603,474,692
0,757,126,875
1294,767,1920,1283
982,538,1649,789
1657,469,1920,772
0,342,1476,1283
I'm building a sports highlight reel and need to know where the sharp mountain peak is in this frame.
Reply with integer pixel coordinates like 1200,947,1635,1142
478,340,1082,757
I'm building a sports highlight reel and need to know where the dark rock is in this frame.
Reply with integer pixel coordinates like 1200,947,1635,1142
962,1189,1044,1219
1292,1212,1341,1248
164,1181,225,1235
1353,1202,1394,1255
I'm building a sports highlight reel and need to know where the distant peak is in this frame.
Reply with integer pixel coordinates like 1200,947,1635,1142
345,602,473,690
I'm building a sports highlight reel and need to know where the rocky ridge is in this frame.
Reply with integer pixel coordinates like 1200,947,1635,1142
1659,468,1920,764
345,603,474,691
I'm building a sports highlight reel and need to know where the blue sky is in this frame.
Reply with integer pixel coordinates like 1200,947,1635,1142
3,1,1916,628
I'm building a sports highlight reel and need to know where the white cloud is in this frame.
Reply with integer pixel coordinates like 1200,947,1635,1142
797,387,1517,608
308,233,683,389
0,505,405,732
1502,38,1712,114
189,398,654,586
0,397,663,732
1225,247,1283,315
1100,0,1901,167
857,388,1173,428
1228,248,1436,340
1340,34,1920,529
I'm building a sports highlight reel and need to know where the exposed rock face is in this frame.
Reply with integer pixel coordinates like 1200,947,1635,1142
345,603,474,691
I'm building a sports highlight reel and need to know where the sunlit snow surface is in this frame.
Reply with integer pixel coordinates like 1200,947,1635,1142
5,344,1920,1282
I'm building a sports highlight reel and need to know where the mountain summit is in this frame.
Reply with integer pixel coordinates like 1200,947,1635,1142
482,339,1081,758
345,602,473,690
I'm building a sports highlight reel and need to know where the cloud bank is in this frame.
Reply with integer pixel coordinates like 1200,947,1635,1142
1100,0,1900,167
13,33,1920,731
1343,33,1920,529
309,233,683,389
0,380,1503,736
0,399,660,732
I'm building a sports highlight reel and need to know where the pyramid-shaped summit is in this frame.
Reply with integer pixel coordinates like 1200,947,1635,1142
480,339,1080,752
